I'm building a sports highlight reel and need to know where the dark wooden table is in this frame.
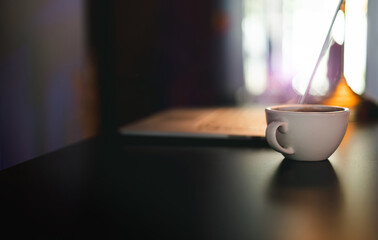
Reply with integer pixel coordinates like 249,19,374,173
0,122,377,239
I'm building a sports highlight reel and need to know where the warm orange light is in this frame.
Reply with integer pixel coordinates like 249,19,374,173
322,76,360,109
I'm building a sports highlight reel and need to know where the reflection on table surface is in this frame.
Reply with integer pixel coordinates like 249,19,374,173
267,159,342,240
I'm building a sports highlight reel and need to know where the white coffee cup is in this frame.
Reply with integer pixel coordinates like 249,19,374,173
265,104,349,161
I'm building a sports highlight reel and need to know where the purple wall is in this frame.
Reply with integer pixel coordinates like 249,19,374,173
0,0,98,169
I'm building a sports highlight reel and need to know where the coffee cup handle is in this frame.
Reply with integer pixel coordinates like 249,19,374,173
266,121,295,155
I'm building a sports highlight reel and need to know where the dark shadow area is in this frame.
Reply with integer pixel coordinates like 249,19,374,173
120,134,268,148
268,159,342,204
271,159,339,191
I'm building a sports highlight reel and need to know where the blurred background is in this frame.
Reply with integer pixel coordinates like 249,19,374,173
0,0,376,169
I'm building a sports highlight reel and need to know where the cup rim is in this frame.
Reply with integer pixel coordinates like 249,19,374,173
266,104,349,114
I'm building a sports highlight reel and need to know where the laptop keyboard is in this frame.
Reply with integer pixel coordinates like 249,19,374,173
196,107,266,133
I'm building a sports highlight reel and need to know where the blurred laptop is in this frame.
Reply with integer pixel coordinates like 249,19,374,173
119,105,267,140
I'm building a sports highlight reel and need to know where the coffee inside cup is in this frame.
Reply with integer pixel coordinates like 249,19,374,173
270,106,345,113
